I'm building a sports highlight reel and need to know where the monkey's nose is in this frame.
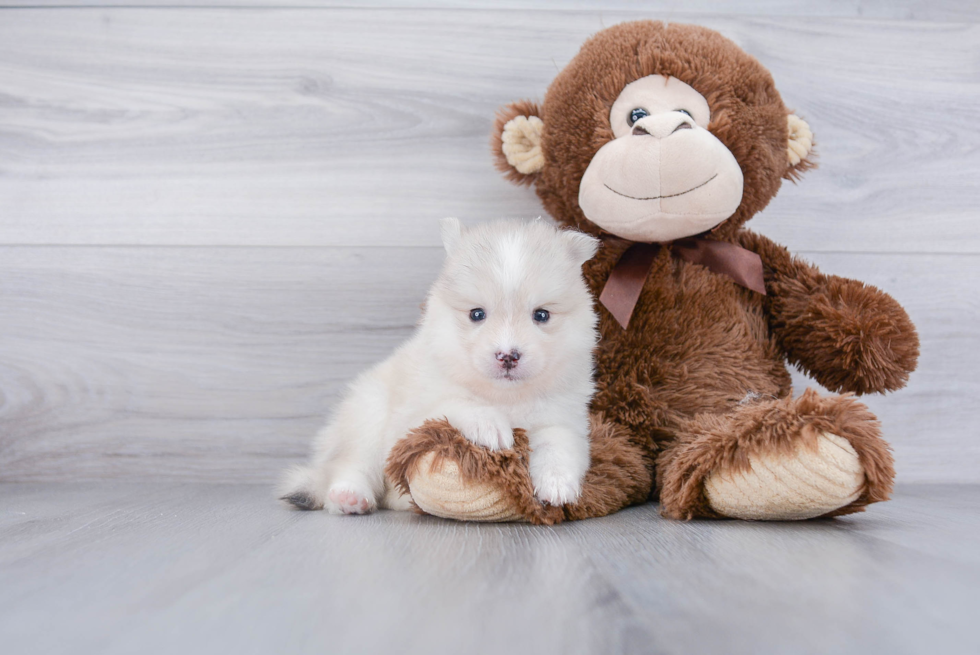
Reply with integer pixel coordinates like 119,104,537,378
632,115,693,138
495,350,521,370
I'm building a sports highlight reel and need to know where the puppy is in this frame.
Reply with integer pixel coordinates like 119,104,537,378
280,218,599,514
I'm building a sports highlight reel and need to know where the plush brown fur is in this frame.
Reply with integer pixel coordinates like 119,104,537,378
739,230,919,394
388,20,918,522
523,21,811,242
387,419,563,525
657,389,895,520
386,414,653,524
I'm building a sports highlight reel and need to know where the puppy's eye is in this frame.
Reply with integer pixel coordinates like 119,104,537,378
627,107,649,127
532,309,550,323
469,308,486,322
676,109,692,118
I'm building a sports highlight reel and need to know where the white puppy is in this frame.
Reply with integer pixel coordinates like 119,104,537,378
280,218,599,514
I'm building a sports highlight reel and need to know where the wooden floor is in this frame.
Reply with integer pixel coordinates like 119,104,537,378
1,483,978,655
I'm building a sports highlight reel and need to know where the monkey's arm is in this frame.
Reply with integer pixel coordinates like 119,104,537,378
737,230,919,395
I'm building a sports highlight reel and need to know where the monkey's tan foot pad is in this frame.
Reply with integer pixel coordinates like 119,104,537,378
704,431,865,521
407,453,526,522
385,418,565,525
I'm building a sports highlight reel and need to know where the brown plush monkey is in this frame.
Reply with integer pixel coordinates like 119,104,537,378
386,20,919,522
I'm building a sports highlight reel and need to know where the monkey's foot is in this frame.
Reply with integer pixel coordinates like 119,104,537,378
386,419,562,524
386,415,653,524
658,389,894,521
703,430,864,520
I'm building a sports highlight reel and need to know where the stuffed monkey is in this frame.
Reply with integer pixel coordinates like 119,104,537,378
386,21,918,523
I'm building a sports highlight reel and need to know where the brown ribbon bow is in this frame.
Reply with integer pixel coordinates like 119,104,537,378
599,238,767,329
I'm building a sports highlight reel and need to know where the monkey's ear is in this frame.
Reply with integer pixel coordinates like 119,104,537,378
491,100,544,186
784,113,816,180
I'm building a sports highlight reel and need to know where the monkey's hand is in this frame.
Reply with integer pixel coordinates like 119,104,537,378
739,230,919,395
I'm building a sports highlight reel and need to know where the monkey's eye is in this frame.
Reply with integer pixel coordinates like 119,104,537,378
469,308,486,322
532,308,550,323
676,109,692,118
627,108,649,127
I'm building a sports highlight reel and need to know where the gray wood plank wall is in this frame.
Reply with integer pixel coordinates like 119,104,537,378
1,3,978,483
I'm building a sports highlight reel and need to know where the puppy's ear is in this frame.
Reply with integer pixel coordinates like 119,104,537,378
561,229,600,266
440,217,463,254
491,100,544,186
784,113,816,181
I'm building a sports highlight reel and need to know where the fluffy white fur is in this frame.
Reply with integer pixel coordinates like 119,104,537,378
280,218,599,515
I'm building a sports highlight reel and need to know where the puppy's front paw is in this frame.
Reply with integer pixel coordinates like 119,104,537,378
326,482,377,515
527,426,589,507
448,409,514,451
532,468,582,507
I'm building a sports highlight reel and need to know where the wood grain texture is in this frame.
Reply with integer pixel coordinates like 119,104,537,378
1,1,978,22
0,10,978,252
0,246,976,483
0,482,978,655
0,246,439,481
0,7,976,485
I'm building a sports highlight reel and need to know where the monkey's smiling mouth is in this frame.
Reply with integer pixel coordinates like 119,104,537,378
604,173,718,201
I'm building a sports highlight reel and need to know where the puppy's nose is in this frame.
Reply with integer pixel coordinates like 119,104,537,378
495,350,521,370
